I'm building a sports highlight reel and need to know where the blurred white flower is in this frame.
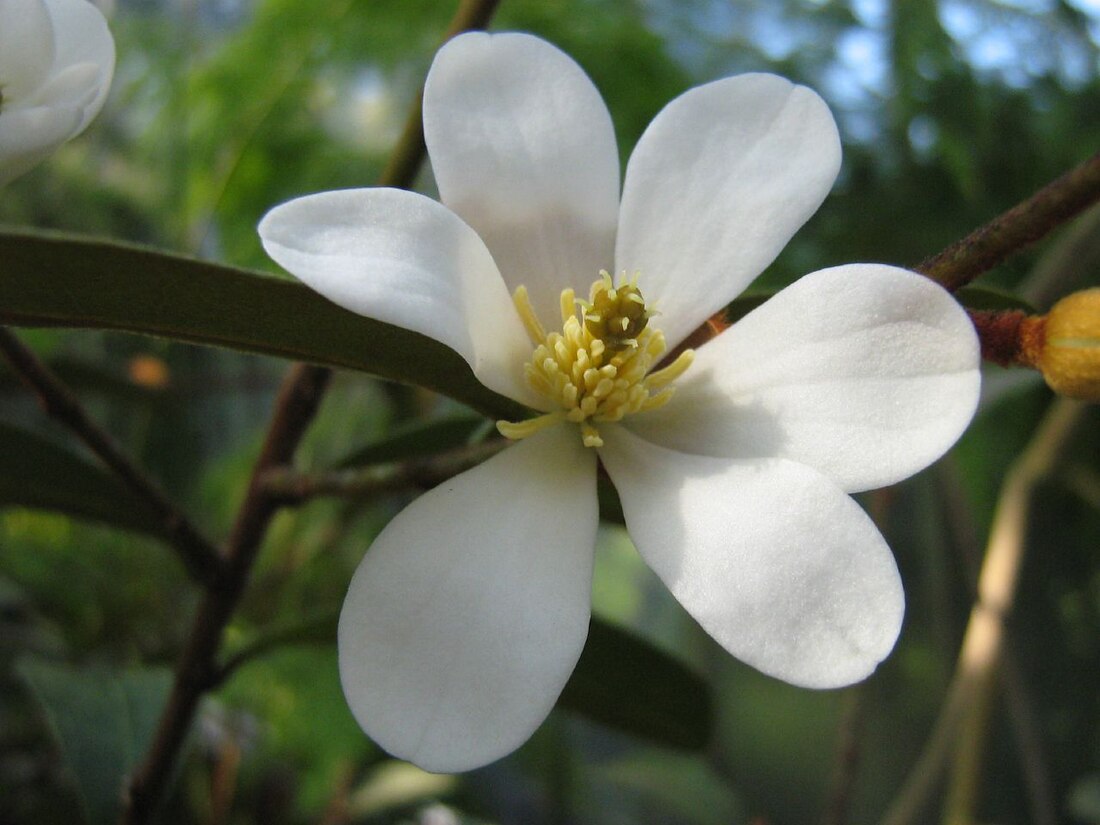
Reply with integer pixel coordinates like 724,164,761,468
259,32,981,773
0,0,114,186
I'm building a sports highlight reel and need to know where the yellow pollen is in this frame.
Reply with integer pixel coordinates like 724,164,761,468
499,271,694,448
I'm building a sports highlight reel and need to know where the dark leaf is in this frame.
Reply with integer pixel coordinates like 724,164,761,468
561,618,712,750
0,229,522,420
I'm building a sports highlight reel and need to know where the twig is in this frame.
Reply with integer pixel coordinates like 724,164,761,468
122,364,331,825
915,150,1100,293
878,399,1087,825
261,438,507,505
0,327,225,586
119,3,504,822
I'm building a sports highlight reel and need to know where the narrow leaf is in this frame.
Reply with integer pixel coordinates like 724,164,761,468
0,421,163,537
0,229,522,420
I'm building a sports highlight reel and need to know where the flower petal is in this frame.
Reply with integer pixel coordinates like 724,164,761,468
259,187,540,407
600,426,903,688
338,425,598,772
424,31,620,328
627,265,980,493
43,0,114,131
0,105,82,187
23,61,100,111
0,0,55,100
615,73,841,350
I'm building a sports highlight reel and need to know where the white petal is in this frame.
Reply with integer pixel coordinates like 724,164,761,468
43,0,115,131
627,265,980,492
0,104,82,186
22,61,99,111
600,427,903,688
258,187,540,407
338,425,598,772
0,0,56,99
424,31,620,328
615,74,841,350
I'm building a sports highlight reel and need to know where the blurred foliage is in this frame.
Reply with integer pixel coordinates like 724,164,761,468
2,0,1100,823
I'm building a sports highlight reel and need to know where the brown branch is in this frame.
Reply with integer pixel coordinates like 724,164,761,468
120,3,504,822
966,308,1044,368
0,327,225,586
916,150,1100,292
122,364,331,825
261,438,507,505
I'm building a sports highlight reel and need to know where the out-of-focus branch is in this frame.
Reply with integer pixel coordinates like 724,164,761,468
936,460,1057,825
120,3,504,822
879,399,1087,825
0,327,225,586
820,687,865,825
916,150,1100,293
942,399,1085,825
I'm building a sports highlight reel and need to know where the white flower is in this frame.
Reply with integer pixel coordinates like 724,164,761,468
0,0,114,186
258,32,981,773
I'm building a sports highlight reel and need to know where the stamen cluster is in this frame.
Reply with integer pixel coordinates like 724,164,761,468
499,271,694,448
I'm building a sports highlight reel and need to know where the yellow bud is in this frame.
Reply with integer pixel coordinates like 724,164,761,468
1038,288,1100,401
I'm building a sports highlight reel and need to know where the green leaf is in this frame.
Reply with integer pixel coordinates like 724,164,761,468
0,229,522,420
17,659,172,825
560,618,712,750
335,415,489,469
0,421,163,537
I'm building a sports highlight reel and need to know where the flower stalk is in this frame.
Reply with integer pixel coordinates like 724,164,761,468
969,289,1100,401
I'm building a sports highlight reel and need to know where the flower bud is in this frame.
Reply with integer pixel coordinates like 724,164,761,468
1035,288,1100,401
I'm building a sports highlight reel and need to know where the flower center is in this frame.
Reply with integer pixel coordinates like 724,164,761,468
497,270,694,448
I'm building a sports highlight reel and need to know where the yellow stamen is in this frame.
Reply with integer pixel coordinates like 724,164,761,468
560,288,576,325
498,273,696,448
645,349,695,390
513,285,546,346
496,411,565,440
